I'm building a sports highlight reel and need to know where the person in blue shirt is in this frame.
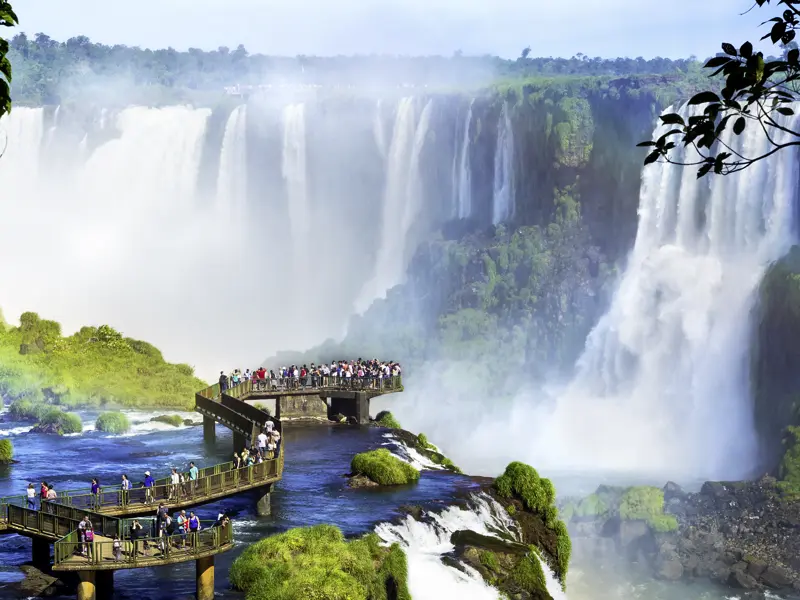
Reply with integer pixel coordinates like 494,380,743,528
90,478,100,510
143,471,155,505
188,462,199,495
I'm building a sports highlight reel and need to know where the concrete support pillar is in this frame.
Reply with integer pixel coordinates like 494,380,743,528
233,432,246,453
354,392,370,425
275,397,282,420
77,571,96,600
96,571,114,600
203,416,216,443
31,537,50,569
256,484,273,517
196,555,215,600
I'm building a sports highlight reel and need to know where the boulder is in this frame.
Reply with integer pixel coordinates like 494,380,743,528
760,565,794,589
745,559,768,579
654,555,683,580
663,481,685,501
30,423,61,435
347,474,379,489
728,569,759,590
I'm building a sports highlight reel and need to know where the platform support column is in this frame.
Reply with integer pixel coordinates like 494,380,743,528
256,484,273,517
233,432,246,453
196,555,215,600
97,571,114,600
77,571,96,600
203,416,216,443
31,537,50,569
354,392,370,425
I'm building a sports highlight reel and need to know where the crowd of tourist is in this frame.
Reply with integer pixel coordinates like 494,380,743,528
218,358,402,391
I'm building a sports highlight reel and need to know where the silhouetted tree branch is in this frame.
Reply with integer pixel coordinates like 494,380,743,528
639,0,800,177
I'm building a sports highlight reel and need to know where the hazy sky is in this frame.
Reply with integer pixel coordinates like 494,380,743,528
13,0,769,59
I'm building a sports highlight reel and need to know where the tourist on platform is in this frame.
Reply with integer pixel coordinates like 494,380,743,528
188,462,199,495
176,510,188,548
26,483,36,510
256,429,267,457
121,474,131,505
40,481,48,502
78,516,91,556
91,478,100,509
84,526,95,560
143,471,155,505
46,485,57,500
233,452,241,469
271,428,281,458
188,511,201,547
130,519,144,555
219,371,228,392
169,468,180,500
112,534,121,561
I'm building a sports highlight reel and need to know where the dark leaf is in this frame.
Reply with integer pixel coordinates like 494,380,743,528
697,163,714,178
689,91,721,105
785,9,794,21
644,150,660,165
777,106,795,116
705,56,731,69
740,41,753,58
771,21,787,44
783,30,796,44
733,116,746,135
722,42,738,56
636,141,657,147
789,48,800,64
660,113,685,126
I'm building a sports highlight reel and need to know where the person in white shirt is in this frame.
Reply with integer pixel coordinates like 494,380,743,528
26,483,36,510
257,430,268,458
170,468,181,500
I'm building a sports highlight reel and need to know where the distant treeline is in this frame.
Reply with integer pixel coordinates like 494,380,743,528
7,32,706,105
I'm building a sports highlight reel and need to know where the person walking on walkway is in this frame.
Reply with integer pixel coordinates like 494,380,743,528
26,483,36,510
188,462,199,495
169,468,180,500
176,510,188,548
90,478,100,509
121,474,131,505
143,471,155,505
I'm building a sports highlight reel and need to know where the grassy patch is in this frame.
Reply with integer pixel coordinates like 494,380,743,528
229,524,411,600
0,439,12,463
375,411,402,429
95,411,131,434
511,547,547,596
150,414,183,427
779,426,800,499
351,449,420,486
575,493,608,518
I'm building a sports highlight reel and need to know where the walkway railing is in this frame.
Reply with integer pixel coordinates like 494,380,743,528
198,375,404,400
54,520,232,570
51,457,282,512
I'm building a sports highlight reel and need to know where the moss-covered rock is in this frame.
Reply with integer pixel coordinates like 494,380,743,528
491,462,570,589
350,449,420,486
96,411,131,434
619,486,678,533
32,409,82,435
229,524,411,600
7,399,50,421
374,411,402,429
150,414,183,427
0,439,13,463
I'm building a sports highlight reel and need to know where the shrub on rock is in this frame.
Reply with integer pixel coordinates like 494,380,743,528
619,486,678,533
0,439,13,463
37,409,82,435
8,399,49,421
150,414,183,427
351,449,420,486
229,524,411,600
374,411,401,429
96,411,131,434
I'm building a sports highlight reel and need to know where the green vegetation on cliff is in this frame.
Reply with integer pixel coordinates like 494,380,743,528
619,487,678,533
0,439,13,463
778,426,800,498
95,412,131,434
229,524,410,600
0,1,17,119
351,449,420,486
493,462,571,587
0,310,205,411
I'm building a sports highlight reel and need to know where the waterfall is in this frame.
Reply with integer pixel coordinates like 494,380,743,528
375,493,566,600
374,99,387,160
217,105,248,222
527,104,800,480
282,103,311,277
491,102,515,224
354,98,432,313
0,107,45,182
454,100,474,219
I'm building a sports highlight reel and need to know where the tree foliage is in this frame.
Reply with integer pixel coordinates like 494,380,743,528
0,0,17,119
0,309,205,410
641,0,800,176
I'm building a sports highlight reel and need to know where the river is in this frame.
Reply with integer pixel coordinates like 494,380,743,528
0,410,764,600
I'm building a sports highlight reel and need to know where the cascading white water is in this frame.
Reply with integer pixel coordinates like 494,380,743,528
373,99,387,160
522,103,800,480
282,103,311,278
454,100,474,219
491,102,515,224
354,97,433,313
217,105,248,223
375,493,566,600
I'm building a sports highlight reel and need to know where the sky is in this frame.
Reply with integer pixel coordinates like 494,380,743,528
12,0,771,59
